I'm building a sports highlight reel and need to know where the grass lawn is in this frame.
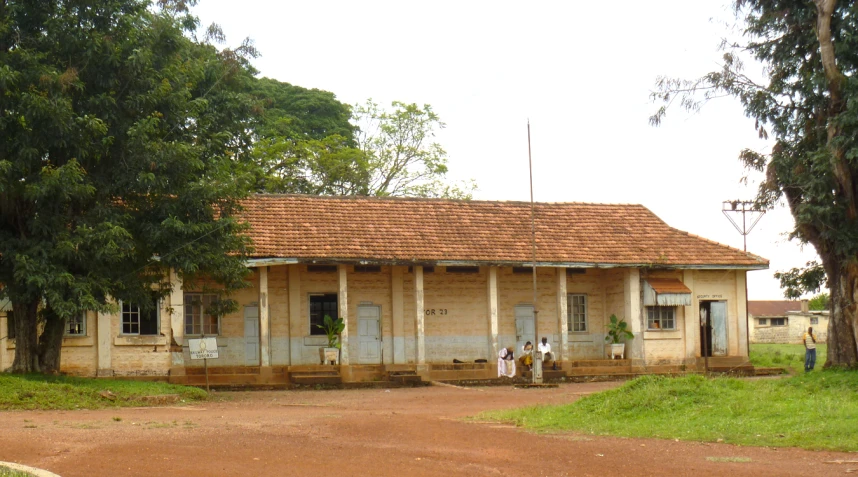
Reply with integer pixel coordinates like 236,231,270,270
750,343,827,372
0,374,208,411
0,468,30,477
481,370,858,451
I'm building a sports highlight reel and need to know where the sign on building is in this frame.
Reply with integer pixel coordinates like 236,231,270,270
188,337,219,360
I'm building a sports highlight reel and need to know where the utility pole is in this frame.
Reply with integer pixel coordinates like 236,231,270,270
722,200,765,358
527,120,542,384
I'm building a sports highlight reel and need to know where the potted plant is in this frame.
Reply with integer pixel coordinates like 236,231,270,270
317,314,344,365
604,314,634,359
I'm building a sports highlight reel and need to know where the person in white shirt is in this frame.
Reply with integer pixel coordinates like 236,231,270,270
497,346,516,378
539,337,554,368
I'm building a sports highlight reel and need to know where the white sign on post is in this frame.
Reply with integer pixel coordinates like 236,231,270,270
188,337,219,360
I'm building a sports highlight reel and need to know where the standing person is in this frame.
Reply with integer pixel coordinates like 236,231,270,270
538,337,553,369
803,327,817,372
497,346,516,378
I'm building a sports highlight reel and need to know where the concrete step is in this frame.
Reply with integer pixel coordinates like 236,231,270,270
568,366,633,375
291,370,340,377
185,366,260,376
520,369,567,380
571,360,631,367
291,374,343,385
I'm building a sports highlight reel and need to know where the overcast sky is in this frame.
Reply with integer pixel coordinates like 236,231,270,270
192,0,819,300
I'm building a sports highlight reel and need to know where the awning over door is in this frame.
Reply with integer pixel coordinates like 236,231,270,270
643,278,692,306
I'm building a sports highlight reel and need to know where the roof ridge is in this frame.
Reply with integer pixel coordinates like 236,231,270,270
670,228,767,262
249,193,646,208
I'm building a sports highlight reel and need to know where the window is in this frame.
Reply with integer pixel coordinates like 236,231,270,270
66,312,86,336
354,265,381,273
567,294,588,332
184,293,219,335
647,306,676,330
6,310,14,340
307,265,337,273
810,317,819,325
310,294,338,336
445,266,479,274
758,318,767,326
122,300,160,335
770,317,786,326
512,267,533,274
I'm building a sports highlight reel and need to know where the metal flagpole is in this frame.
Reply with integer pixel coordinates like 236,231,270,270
527,120,542,384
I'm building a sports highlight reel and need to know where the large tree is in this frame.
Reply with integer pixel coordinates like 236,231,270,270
0,0,255,373
651,0,858,367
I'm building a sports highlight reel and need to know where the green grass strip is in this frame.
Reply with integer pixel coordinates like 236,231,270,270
750,343,827,373
481,371,858,452
0,374,207,411
0,466,33,477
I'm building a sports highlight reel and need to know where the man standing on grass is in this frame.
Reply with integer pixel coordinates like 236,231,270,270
803,327,817,372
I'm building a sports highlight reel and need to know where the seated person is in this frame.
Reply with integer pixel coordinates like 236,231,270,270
519,341,533,370
538,336,553,367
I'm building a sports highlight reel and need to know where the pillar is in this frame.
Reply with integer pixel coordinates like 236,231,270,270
683,270,697,360
391,266,405,364
487,266,499,360
96,310,113,376
556,268,568,362
736,270,748,357
288,265,301,365
169,270,185,368
414,265,425,364
624,268,643,362
259,266,271,367
0,312,6,371
338,265,350,365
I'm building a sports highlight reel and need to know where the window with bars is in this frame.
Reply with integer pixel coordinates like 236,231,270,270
66,312,86,336
123,300,160,335
184,293,219,335
6,310,14,339
647,306,676,330
567,294,588,332
310,294,338,336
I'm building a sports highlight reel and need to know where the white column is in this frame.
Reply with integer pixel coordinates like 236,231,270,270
556,268,568,362
0,313,7,371
96,310,113,376
736,270,748,357
414,266,425,364
487,266,499,360
169,270,185,368
338,265,350,365
683,270,697,360
624,269,643,361
391,266,405,364
259,267,271,367
288,265,301,365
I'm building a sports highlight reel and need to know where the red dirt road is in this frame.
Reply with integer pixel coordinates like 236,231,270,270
0,382,853,477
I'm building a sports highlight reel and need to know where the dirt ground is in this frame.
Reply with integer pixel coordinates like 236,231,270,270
0,381,854,477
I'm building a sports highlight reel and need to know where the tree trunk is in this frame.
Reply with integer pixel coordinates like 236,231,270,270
38,308,66,374
824,259,858,368
9,299,41,373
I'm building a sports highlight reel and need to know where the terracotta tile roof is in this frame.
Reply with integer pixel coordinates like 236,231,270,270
749,301,801,316
646,278,692,294
240,195,769,268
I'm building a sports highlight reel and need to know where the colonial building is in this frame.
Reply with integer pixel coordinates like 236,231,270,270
1,195,768,383
748,300,829,344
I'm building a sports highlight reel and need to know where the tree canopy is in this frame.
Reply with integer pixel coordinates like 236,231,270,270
0,0,255,372
251,95,475,199
651,0,858,367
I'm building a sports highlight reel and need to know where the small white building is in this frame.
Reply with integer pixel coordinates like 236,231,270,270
748,300,828,344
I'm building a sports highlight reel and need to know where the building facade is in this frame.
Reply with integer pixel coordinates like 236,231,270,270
1,195,769,383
